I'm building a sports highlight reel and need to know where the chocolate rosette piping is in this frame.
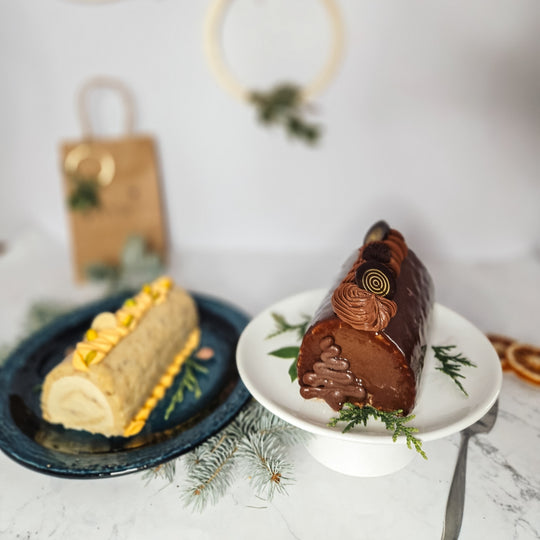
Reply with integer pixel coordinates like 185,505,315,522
332,283,397,332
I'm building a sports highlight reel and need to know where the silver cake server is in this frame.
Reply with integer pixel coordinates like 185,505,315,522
441,399,499,540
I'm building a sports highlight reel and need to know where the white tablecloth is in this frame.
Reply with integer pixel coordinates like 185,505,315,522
1,230,539,540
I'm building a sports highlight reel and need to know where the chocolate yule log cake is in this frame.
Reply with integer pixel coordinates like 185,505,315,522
41,276,200,437
296,221,434,415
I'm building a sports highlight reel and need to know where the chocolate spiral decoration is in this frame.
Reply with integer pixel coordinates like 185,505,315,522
356,261,396,298
361,267,389,295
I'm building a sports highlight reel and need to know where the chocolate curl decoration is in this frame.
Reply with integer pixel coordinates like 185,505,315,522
331,283,397,332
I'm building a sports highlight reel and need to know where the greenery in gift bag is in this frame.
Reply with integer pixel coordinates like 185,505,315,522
67,175,101,212
85,235,164,292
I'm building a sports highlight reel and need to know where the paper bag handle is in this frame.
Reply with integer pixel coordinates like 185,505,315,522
78,76,136,139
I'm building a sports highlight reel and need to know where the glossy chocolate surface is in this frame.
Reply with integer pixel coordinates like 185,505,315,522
297,249,434,414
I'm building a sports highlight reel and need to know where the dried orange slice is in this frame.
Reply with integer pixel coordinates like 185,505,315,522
486,334,515,371
506,343,540,385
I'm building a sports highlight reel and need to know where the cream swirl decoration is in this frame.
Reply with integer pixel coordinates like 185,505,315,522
331,283,397,332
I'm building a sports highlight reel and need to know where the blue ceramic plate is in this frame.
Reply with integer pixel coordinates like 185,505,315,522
0,291,251,478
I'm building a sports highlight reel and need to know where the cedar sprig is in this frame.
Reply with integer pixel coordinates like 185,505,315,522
266,312,311,341
328,403,427,459
432,345,476,396
249,84,321,144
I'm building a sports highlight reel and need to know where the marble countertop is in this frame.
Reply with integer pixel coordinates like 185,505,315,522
0,230,539,540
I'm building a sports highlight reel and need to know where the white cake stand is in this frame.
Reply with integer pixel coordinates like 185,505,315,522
236,289,502,477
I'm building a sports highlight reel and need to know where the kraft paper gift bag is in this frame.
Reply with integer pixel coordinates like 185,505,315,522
60,77,167,282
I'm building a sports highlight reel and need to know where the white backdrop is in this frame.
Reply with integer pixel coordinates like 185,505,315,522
1,0,539,261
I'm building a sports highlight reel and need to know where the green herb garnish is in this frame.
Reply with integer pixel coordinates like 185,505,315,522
164,357,209,420
432,345,476,396
328,403,427,459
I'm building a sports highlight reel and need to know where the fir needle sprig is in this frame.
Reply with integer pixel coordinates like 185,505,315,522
179,399,308,511
142,460,177,485
432,345,476,396
328,403,427,459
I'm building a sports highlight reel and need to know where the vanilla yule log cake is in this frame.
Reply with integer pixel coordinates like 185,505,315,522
41,277,200,437
296,221,434,415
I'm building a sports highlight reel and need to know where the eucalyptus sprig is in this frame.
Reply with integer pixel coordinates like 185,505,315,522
266,312,311,341
85,235,164,293
67,175,101,212
249,84,321,144
328,403,427,459
432,345,476,396
266,311,311,382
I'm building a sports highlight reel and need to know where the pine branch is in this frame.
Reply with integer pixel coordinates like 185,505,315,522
237,433,293,500
238,401,310,446
177,400,306,510
432,345,476,396
328,403,427,459
181,426,240,511
266,312,311,341
142,460,176,484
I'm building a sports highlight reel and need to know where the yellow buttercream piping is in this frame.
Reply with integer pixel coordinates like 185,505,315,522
72,276,173,371
123,327,201,437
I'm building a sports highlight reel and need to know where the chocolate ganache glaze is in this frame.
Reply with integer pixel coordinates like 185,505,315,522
297,223,434,415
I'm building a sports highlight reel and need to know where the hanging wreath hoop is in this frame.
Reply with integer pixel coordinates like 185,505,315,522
203,0,345,103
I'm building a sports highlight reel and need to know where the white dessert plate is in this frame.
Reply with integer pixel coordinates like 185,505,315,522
236,289,502,476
